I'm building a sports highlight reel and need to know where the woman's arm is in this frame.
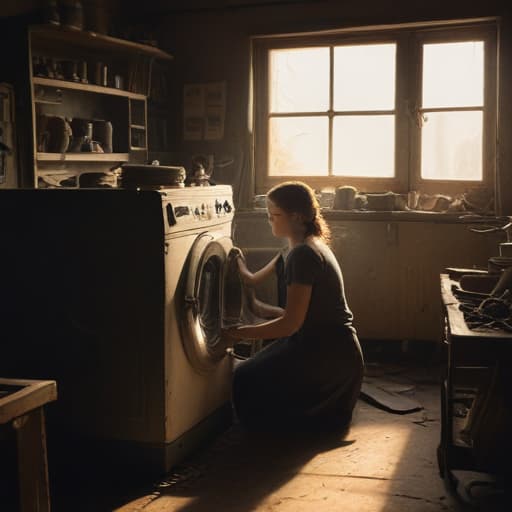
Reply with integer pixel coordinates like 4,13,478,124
244,286,284,319
252,297,285,319
224,283,312,340
236,251,281,287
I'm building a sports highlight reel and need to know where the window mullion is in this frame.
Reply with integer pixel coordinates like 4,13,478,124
408,32,422,193
328,45,334,176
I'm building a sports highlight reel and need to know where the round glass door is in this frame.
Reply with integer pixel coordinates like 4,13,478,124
222,248,244,326
197,254,222,351
180,233,242,373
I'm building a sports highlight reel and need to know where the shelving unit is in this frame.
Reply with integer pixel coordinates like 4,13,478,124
2,22,173,188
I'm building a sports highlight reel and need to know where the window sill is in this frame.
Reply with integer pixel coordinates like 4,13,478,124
236,208,499,224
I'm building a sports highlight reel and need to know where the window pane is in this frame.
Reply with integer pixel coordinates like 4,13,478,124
421,111,482,180
422,41,484,108
269,117,328,175
334,44,396,111
333,115,395,177
270,48,329,113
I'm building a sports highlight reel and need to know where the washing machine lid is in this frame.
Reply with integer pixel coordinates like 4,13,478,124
180,232,243,373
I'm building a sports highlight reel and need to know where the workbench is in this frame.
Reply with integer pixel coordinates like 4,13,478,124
438,274,511,487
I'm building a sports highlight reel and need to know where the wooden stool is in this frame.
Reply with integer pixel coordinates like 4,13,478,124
0,378,57,512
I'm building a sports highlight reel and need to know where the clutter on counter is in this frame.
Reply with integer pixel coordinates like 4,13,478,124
254,186,494,214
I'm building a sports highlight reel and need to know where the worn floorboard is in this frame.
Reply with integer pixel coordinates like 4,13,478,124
110,365,506,512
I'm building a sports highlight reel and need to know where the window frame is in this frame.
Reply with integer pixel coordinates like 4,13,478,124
252,21,497,197
410,25,497,195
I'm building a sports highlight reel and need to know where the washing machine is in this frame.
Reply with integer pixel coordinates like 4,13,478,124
0,185,245,473
160,184,244,469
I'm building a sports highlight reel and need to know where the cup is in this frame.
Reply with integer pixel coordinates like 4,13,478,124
333,186,357,210
407,190,419,210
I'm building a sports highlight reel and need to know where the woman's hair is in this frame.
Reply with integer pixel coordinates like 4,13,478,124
267,181,331,244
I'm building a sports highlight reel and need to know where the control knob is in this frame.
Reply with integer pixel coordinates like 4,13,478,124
223,200,232,213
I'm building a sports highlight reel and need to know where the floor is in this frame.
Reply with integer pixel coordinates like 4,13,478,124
104,362,505,512
3,361,506,511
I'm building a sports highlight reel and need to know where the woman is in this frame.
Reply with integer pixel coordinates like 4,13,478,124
224,181,364,432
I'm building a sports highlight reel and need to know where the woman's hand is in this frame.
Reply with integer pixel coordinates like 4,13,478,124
232,249,281,287
237,258,254,286
231,248,255,286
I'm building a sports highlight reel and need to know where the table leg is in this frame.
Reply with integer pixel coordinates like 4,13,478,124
13,408,50,512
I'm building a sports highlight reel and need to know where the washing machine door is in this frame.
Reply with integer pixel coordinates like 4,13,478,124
181,232,244,373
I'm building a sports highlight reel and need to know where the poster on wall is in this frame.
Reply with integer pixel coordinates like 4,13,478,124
204,82,226,141
183,82,226,141
183,84,205,141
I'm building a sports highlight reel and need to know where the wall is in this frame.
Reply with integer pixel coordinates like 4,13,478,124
147,0,512,213
0,1,123,18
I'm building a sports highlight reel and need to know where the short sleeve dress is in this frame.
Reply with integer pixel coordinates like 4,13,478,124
232,241,364,431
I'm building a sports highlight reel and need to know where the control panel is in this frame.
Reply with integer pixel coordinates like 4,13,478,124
159,185,235,233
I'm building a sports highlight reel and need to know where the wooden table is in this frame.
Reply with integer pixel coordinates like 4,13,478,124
438,274,512,487
0,378,57,512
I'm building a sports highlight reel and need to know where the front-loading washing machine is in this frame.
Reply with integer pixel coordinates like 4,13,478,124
0,185,246,473
160,184,247,470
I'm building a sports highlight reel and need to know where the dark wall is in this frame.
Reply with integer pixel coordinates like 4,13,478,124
0,0,37,17
148,0,512,211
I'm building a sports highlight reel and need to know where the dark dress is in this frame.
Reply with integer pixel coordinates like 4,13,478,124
232,241,364,431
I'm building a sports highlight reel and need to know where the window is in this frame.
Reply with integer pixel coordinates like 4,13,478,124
420,41,484,181
252,21,497,196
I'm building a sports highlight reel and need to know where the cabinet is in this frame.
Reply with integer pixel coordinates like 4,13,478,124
0,21,172,188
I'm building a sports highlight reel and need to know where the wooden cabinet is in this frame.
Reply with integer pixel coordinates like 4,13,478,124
0,21,172,188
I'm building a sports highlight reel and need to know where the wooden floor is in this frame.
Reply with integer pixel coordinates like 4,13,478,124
112,364,504,512
4,363,505,511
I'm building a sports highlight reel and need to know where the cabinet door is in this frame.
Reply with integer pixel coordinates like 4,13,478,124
332,221,401,340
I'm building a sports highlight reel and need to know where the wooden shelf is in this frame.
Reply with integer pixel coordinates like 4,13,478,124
32,77,147,100
30,24,173,61
37,152,129,162
34,98,62,105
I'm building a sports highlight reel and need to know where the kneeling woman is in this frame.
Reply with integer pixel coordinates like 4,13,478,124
224,181,364,431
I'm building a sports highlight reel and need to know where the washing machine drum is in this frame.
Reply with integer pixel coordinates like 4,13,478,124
180,232,245,373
